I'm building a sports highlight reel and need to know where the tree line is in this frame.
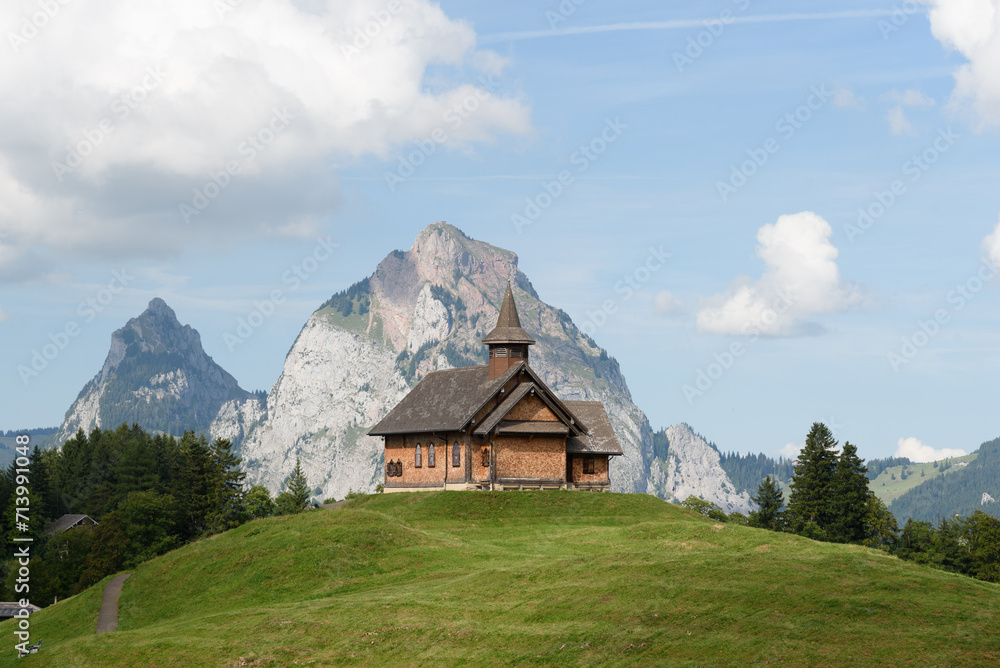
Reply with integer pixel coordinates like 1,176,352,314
681,423,1000,585
0,424,314,607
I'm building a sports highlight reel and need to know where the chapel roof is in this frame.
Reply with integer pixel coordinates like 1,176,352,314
368,363,523,436
564,401,625,455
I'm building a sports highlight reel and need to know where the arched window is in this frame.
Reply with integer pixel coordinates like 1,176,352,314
453,442,461,467
394,460,402,477
415,443,422,468
428,443,436,468
481,446,490,467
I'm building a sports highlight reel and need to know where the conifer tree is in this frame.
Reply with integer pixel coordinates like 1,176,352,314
787,422,838,534
829,441,873,543
177,431,215,538
279,458,311,514
209,438,246,532
29,446,55,525
749,475,785,531
864,496,899,550
289,458,311,507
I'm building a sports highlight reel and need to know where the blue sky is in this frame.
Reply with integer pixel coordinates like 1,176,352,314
2,0,999,462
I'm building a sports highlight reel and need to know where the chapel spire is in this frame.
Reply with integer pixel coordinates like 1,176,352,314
482,281,535,379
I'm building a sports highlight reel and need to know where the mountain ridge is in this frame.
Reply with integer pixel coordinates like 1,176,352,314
53,298,263,446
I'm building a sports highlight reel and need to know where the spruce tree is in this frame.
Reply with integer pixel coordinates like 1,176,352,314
285,458,311,513
177,432,215,538
787,422,838,534
209,438,246,532
749,475,785,531
829,441,873,543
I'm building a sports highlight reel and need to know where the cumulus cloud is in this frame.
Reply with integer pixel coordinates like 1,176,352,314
927,0,1000,126
983,215,1000,263
894,437,967,462
696,212,862,336
0,0,531,280
653,290,683,315
778,442,802,459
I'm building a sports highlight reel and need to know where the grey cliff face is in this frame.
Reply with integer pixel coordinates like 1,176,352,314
647,423,754,514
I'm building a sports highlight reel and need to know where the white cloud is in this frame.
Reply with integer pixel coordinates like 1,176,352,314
882,88,936,106
927,0,1000,125
0,0,532,279
833,87,865,109
894,436,967,463
653,290,683,314
887,106,916,136
983,215,1000,263
0,308,7,323
696,212,862,336
778,442,801,459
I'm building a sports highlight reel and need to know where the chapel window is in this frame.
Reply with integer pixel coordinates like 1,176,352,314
428,443,436,468
453,442,461,467
415,443,422,468
583,457,595,475
482,447,490,467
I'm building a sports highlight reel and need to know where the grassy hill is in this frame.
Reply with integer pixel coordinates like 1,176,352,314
870,453,979,506
4,492,999,667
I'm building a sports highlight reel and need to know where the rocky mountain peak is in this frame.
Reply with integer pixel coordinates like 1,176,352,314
53,298,260,446
146,297,176,318
112,298,203,360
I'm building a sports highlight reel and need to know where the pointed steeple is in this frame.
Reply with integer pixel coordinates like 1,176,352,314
483,281,535,379
482,281,535,345
495,281,522,328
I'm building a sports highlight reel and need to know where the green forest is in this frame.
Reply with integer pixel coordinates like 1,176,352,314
0,424,313,608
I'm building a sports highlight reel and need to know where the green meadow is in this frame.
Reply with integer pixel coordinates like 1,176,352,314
4,492,998,667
